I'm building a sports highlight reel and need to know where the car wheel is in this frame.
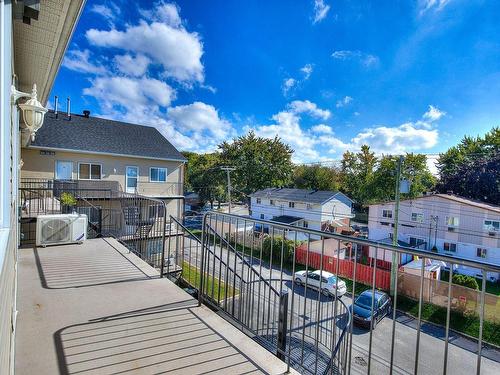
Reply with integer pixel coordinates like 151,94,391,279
322,288,330,297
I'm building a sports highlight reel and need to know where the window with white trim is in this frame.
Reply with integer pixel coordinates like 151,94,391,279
411,213,424,223
289,202,295,208
78,163,101,180
260,214,265,220
382,209,393,219
150,167,167,182
409,237,425,247
444,242,457,252
256,198,261,204
270,199,275,206
476,248,487,258
484,220,500,232
446,216,459,227
303,221,308,228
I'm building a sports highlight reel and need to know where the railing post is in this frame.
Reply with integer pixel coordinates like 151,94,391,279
198,213,209,307
277,291,289,361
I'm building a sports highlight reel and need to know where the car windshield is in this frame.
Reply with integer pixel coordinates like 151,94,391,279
355,294,375,310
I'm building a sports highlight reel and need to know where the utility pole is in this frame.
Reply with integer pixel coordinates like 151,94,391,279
390,155,404,295
220,166,235,213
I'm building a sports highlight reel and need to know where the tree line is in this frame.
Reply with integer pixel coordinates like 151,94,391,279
183,127,499,208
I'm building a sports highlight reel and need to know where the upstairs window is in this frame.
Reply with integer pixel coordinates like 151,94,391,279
303,221,309,228
270,199,275,206
484,220,500,232
382,209,393,219
256,198,261,204
150,167,167,182
409,237,425,247
411,213,424,223
260,214,265,220
306,203,313,210
446,216,459,227
78,163,101,180
444,242,457,252
476,248,487,258
289,202,295,208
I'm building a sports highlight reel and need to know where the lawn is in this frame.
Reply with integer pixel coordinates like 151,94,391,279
440,270,500,296
181,261,237,301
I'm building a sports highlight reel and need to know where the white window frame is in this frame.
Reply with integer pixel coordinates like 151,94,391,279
443,242,457,253
289,202,295,208
78,162,102,180
54,160,74,180
476,248,487,258
303,221,308,228
446,216,459,227
149,167,167,183
484,220,500,232
125,165,139,194
260,214,265,220
411,212,424,223
382,209,393,219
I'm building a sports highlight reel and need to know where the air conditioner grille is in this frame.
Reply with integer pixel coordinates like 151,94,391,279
41,219,71,243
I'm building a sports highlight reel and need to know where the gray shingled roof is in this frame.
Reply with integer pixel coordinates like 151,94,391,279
250,188,352,204
29,111,186,161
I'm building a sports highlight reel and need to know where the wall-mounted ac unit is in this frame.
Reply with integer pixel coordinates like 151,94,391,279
36,214,87,247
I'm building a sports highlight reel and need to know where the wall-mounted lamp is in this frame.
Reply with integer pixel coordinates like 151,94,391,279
11,83,48,141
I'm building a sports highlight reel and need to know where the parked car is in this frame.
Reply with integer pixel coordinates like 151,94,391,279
351,290,392,329
294,270,347,297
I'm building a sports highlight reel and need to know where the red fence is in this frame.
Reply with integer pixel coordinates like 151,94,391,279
295,246,391,291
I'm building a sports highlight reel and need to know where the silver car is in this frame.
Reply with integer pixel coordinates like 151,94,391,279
294,269,347,297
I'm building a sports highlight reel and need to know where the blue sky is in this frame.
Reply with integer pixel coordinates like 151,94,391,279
51,0,500,162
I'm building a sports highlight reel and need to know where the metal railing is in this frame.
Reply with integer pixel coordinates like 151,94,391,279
168,211,500,375
135,181,184,197
19,179,168,274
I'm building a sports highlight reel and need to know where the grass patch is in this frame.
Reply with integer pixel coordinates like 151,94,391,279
440,270,500,296
181,261,237,300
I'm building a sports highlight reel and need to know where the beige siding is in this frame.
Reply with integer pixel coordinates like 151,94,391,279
21,148,184,197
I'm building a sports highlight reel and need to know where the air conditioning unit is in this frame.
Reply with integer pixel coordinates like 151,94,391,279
36,214,87,247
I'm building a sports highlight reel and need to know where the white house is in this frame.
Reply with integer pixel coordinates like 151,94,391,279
368,193,500,281
249,188,354,237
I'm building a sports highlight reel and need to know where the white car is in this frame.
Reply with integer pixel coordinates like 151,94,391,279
294,269,347,297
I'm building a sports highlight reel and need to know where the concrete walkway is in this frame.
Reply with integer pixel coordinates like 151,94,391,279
15,238,295,375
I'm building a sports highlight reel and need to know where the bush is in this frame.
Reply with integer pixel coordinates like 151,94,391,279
262,236,297,265
452,274,479,290
60,192,77,206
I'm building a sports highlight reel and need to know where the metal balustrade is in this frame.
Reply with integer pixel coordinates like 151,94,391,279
168,211,500,375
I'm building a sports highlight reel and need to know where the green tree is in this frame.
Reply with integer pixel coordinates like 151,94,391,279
292,164,342,191
340,145,377,205
218,131,294,198
437,127,499,204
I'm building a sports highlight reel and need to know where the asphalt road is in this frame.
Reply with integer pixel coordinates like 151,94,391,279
181,237,500,375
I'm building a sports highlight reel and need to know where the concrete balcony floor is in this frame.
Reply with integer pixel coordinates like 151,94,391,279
15,238,294,375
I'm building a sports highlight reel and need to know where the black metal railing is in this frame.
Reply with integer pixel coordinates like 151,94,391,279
167,211,500,375
19,179,168,274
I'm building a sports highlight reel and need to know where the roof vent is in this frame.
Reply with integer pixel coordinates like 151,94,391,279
83,110,90,118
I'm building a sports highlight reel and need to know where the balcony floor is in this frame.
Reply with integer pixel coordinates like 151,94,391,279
15,238,294,375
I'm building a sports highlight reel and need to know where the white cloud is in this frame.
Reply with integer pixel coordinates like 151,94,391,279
62,49,106,75
313,0,331,24
86,3,204,83
288,100,331,120
282,78,297,96
311,124,334,134
113,54,151,77
336,96,353,108
89,3,120,22
300,64,314,80
166,102,235,152
331,50,379,67
419,0,452,15
423,105,445,122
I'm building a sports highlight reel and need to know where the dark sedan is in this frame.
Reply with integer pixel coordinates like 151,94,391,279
351,290,392,329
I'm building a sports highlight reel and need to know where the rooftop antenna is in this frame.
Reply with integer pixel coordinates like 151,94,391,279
54,95,58,118
67,97,71,120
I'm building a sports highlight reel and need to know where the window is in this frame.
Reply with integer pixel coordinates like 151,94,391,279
444,242,457,252
409,237,425,247
150,167,166,182
446,216,459,227
289,202,295,208
306,203,313,210
260,214,265,220
303,221,309,228
484,220,500,232
148,205,165,219
270,199,275,206
256,198,261,204
78,163,101,180
477,248,487,258
382,210,393,219
411,213,424,223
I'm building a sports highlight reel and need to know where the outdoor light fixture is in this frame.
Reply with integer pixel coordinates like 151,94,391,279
11,83,48,141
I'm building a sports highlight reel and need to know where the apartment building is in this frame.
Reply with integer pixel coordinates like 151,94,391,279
368,193,500,281
21,109,186,218
249,188,354,234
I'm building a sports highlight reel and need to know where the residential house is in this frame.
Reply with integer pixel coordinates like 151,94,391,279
249,188,354,236
368,193,500,281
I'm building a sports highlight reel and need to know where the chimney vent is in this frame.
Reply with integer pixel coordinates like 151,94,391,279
54,96,59,118
67,97,71,120
83,110,90,118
